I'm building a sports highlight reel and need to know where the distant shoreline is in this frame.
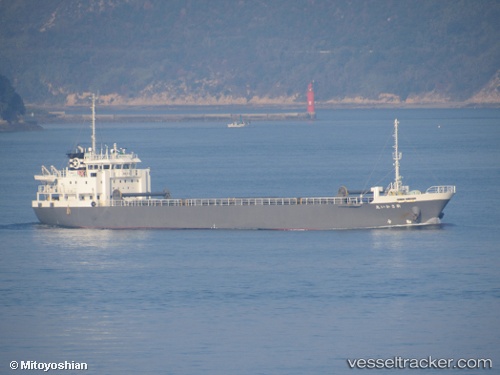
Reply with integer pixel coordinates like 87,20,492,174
34,111,313,124
19,102,500,126
31,100,500,111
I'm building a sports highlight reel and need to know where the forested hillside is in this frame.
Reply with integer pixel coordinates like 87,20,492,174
1,0,499,106
0,74,25,122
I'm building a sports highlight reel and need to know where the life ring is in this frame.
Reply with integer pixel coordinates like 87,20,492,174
70,158,80,169
91,201,96,207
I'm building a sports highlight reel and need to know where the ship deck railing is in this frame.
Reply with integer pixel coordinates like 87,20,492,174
425,185,456,194
109,196,373,207
36,165,144,178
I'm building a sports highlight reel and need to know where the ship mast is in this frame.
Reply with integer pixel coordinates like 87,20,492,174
91,93,96,154
393,118,402,192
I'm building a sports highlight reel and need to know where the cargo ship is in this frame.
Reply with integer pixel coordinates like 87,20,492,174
33,95,455,229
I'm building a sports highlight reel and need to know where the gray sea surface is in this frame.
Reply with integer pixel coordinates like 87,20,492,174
0,108,499,374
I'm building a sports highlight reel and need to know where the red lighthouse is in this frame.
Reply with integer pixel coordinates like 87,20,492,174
307,81,316,119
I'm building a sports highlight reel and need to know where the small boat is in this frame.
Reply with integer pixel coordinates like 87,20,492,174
227,115,248,128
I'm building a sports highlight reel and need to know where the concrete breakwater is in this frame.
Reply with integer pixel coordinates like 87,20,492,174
44,111,312,123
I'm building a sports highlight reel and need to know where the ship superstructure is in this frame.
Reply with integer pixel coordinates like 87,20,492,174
33,97,455,229
34,95,160,212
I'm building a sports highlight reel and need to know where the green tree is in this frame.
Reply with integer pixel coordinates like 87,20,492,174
0,74,25,122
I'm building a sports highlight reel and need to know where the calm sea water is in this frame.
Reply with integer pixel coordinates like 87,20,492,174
0,108,499,374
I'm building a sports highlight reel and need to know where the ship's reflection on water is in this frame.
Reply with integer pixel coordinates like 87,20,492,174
36,225,150,249
33,226,154,272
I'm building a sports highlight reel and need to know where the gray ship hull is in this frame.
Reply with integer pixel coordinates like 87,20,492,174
33,198,451,230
